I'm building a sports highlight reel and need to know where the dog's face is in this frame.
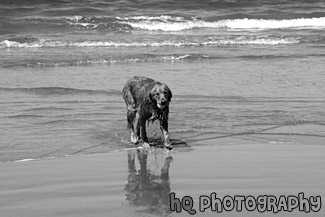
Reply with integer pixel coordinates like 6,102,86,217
150,84,172,109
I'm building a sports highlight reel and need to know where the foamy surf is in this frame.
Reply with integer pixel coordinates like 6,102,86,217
6,15,324,32
14,156,56,163
0,36,300,49
120,16,325,31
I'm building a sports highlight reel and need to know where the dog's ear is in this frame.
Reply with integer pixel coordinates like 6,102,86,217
149,86,157,102
169,88,172,101
165,86,172,102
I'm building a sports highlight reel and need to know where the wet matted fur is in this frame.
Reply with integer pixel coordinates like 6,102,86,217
122,76,172,149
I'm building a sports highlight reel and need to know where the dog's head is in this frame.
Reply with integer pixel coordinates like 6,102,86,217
149,83,172,110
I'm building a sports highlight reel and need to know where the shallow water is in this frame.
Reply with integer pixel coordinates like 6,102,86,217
1,56,324,162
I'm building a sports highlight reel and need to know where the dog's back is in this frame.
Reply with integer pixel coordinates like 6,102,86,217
122,76,158,108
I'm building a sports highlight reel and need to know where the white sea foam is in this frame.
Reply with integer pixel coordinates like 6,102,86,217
64,16,100,29
121,17,325,31
116,15,187,22
203,38,299,45
0,37,300,49
14,156,56,163
14,158,37,163
223,17,325,30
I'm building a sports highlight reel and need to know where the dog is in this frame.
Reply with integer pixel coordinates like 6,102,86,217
122,76,172,149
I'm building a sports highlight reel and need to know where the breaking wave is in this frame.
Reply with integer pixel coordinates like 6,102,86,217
0,36,301,49
4,15,325,32
118,15,325,31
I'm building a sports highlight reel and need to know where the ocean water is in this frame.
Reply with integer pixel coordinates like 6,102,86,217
1,0,325,162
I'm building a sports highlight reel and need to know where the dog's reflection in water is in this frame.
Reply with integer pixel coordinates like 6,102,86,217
124,148,173,216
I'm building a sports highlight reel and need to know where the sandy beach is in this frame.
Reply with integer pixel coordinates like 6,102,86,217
1,135,324,217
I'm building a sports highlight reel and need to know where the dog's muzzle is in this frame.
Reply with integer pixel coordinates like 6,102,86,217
157,100,167,109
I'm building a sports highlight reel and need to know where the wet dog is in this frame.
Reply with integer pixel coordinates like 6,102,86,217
122,76,172,149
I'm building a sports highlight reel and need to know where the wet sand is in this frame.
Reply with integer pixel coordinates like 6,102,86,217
0,136,324,217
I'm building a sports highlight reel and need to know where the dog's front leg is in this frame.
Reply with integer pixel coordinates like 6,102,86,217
160,119,172,149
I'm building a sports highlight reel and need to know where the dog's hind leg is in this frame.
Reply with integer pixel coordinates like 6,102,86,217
126,108,135,129
131,112,140,144
130,116,139,144
123,86,140,144
139,118,150,148
123,85,136,128
125,104,139,144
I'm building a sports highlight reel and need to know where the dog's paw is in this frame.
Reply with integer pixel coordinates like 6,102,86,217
142,142,150,148
164,143,173,150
